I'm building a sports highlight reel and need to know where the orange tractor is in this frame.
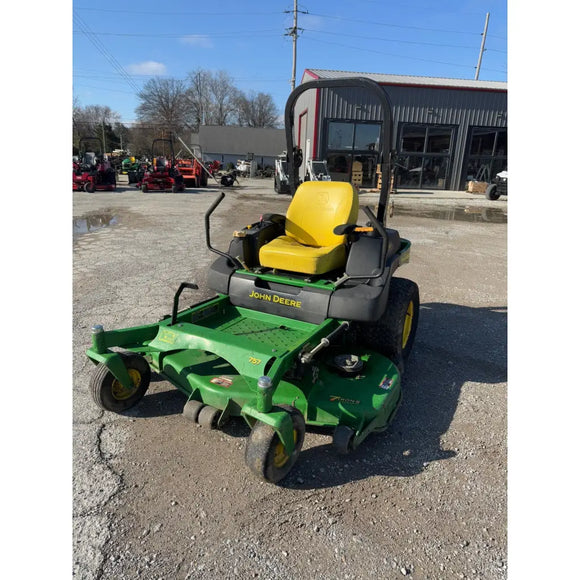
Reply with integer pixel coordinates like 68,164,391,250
175,157,208,188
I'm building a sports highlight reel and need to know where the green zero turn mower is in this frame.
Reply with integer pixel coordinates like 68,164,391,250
86,77,420,484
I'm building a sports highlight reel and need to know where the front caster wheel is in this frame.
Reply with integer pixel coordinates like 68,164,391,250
89,353,151,412
333,425,355,455
245,405,305,484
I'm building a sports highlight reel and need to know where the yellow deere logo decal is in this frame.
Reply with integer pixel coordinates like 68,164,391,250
249,290,302,309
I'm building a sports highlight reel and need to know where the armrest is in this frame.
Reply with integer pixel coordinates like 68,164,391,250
261,213,286,226
333,223,356,235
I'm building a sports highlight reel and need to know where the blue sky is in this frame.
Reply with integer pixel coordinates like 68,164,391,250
73,0,507,124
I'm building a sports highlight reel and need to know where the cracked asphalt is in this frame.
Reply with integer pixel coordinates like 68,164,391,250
71,176,507,579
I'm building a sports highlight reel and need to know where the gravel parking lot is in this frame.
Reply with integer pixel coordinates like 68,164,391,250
72,176,507,579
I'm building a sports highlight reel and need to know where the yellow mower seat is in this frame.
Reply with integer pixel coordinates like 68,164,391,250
259,181,359,275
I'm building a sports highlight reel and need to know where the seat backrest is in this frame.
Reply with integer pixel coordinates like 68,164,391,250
285,181,359,247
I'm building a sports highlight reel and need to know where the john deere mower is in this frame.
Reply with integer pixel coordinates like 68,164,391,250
86,78,419,484
73,137,116,192
136,137,185,193
121,157,143,183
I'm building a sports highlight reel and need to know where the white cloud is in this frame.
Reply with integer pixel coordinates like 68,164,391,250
125,61,167,76
180,35,213,48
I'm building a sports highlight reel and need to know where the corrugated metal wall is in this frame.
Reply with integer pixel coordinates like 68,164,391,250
311,85,507,190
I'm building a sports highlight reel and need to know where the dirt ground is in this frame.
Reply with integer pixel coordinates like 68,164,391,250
72,176,507,579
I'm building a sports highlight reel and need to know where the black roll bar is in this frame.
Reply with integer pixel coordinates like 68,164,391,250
284,77,394,225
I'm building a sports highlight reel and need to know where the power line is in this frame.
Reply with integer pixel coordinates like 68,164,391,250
302,28,479,50
73,9,142,94
306,10,506,39
72,29,282,39
301,35,507,75
75,7,281,16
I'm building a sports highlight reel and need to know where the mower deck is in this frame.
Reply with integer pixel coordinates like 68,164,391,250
87,293,401,446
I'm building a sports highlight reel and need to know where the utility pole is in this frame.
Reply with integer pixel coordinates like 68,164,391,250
102,120,107,154
475,12,490,80
285,1,307,91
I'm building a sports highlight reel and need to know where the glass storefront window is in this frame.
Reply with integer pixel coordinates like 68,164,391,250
427,127,452,153
401,125,426,153
325,120,382,186
464,127,507,186
422,156,449,188
327,122,354,150
354,124,381,151
326,153,351,182
395,155,424,188
495,130,507,156
470,128,496,155
396,124,455,189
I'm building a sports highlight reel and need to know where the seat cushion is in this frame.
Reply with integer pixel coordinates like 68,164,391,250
285,181,359,247
259,235,346,275
258,182,359,275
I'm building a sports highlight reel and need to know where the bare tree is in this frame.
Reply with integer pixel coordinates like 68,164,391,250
206,70,242,126
136,77,194,135
236,91,279,128
186,68,212,130
185,68,280,129
73,104,121,152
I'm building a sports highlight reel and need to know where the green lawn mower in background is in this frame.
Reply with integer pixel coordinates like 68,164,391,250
85,77,420,484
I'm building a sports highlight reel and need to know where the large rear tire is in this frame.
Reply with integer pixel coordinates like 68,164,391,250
355,277,419,373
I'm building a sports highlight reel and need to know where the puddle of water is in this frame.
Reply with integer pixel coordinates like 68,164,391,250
73,213,118,236
393,205,507,224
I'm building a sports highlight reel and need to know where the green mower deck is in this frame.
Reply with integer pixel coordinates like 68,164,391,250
86,293,402,456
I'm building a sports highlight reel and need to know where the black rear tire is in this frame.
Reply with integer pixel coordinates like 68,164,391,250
353,277,419,373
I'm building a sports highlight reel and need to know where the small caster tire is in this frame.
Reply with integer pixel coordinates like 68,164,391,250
245,405,305,484
197,405,220,429
333,425,355,455
89,352,150,413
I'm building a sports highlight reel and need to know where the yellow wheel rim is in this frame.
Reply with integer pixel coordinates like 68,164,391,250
111,368,141,400
402,300,414,349
273,429,298,468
